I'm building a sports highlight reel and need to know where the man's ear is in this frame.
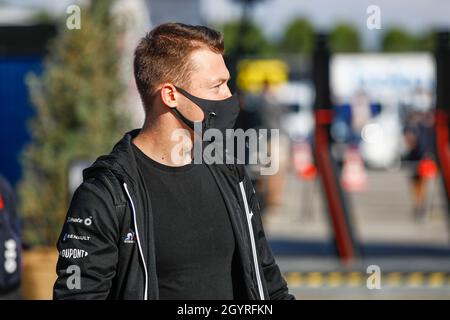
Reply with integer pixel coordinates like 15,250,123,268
160,83,178,109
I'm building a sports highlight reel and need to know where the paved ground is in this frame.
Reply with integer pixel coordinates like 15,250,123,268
262,166,450,299
264,167,448,244
278,257,450,299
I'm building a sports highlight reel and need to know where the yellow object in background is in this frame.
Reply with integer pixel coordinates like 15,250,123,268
237,59,289,93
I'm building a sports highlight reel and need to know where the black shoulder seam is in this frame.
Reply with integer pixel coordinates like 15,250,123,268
85,169,127,207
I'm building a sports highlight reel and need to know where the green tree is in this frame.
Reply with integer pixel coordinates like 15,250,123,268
417,31,437,52
279,17,315,54
329,23,361,52
29,11,57,24
222,20,274,57
381,27,419,52
18,1,130,246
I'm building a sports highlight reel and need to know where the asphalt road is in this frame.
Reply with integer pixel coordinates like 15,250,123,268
262,167,450,299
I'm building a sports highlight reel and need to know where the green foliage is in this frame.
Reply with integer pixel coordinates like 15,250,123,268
18,1,130,246
279,17,314,54
29,11,57,24
417,31,438,52
329,23,361,52
381,27,419,52
222,20,274,57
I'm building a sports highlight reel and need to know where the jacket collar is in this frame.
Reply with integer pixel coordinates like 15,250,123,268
82,128,244,190
83,129,141,193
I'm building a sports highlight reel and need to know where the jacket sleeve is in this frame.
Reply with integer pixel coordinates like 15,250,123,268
53,179,120,300
242,169,296,300
1,177,21,237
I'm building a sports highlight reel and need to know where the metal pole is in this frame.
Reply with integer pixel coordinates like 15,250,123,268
312,33,358,263
434,31,450,219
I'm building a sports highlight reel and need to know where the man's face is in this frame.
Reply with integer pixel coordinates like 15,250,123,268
175,48,232,122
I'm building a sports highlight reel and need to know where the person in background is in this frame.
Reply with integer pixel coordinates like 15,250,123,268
255,81,290,211
403,110,436,222
0,174,22,300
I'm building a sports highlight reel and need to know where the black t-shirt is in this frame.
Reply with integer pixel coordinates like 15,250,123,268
132,143,237,300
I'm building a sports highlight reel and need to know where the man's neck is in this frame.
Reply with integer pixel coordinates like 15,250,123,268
133,117,194,167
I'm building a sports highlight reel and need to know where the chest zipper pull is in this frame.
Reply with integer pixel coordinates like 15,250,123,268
207,112,216,129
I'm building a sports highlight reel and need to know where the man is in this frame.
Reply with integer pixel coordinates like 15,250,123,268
53,23,294,300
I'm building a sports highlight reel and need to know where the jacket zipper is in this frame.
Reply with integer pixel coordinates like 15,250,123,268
239,181,265,300
123,182,149,300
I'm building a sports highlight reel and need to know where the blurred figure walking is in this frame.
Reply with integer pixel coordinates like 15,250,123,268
256,81,289,210
403,110,437,222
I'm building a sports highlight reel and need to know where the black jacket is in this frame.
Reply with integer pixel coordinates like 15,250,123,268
0,175,21,294
53,129,294,300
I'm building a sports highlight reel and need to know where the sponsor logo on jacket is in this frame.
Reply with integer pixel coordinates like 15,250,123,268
60,248,89,259
123,230,135,244
63,233,91,242
67,216,93,226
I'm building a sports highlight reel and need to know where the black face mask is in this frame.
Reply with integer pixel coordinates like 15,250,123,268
170,86,240,133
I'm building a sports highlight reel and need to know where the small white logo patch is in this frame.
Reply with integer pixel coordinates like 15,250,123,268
60,248,89,259
123,231,135,244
